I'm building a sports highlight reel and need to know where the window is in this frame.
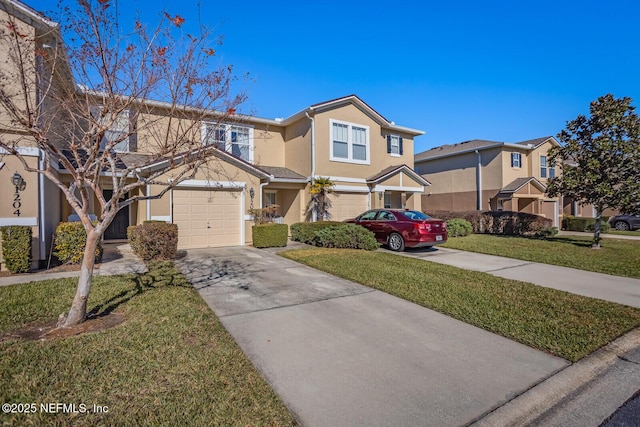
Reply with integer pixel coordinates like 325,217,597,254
264,191,276,207
92,107,130,152
384,192,391,209
388,135,403,156
511,152,522,168
549,161,556,178
203,122,253,162
360,211,378,220
497,199,504,211
330,120,370,164
540,155,547,178
378,211,396,221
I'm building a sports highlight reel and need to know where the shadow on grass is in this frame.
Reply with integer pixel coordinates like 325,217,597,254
480,234,594,248
87,261,191,318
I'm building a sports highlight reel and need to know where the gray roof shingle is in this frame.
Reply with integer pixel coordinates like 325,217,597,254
260,166,307,180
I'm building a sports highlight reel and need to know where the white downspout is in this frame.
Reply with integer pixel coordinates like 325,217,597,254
38,150,46,266
475,150,482,210
259,180,270,209
146,185,151,221
305,111,315,180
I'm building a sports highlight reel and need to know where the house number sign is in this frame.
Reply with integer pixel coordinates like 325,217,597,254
11,172,26,217
13,186,22,216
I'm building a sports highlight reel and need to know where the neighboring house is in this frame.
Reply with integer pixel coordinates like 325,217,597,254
414,136,562,226
0,0,428,268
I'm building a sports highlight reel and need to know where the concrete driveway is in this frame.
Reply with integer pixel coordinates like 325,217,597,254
176,246,568,427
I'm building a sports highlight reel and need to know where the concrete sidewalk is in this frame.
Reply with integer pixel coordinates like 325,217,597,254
176,246,570,426
0,243,146,287
392,246,640,308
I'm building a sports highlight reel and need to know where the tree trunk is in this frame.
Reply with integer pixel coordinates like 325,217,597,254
592,208,602,249
62,230,101,326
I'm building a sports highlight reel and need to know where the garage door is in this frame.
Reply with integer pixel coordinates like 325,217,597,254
173,189,242,249
331,192,368,221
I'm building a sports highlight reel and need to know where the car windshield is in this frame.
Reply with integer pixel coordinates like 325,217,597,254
404,210,430,220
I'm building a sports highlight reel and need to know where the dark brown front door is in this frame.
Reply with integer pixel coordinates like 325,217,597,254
104,190,129,240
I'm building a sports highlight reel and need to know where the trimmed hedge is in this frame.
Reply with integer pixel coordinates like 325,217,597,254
290,221,344,244
128,221,178,261
313,224,379,251
253,223,288,248
425,210,556,237
54,222,102,264
563,216,611,233
0,226,32,273
446,219,473,237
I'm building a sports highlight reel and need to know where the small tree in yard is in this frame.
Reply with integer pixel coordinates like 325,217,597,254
0,0,245,326
305,177,335,222
547,94,640,248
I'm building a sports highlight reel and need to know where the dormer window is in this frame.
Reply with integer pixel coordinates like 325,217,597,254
202,122,253,162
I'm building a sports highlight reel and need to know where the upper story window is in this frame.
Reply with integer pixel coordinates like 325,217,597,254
330,119,370,164
202,122,253,163
91,107,130,152
387,135,403,156
540,155,556,178
511,152,522,168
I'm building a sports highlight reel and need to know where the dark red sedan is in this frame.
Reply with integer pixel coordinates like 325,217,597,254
345,209,447,251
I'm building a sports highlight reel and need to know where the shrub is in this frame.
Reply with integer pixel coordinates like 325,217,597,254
54,222,102,264
253,223,288,248
446,219,473,237
313,224,379,251
290,221,344,244
128,221,178,261
425,210,554,237
0,226,32,273
563,216,611,233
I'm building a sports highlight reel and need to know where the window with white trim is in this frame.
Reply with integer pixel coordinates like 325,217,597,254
388,135,402,156
330,120,370,164
264,191,276,207
91,106,130,152
540,155,548,178
384,192,391,209
511,152,522,168
202,122,253,162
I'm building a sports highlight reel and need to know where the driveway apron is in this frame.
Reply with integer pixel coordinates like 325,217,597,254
176,246,568,427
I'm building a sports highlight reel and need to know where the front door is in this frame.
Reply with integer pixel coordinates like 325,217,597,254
104,190,129,240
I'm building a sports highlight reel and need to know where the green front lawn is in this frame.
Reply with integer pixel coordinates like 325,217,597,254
0,263,295,426
281,249,640,362
441,234,640,279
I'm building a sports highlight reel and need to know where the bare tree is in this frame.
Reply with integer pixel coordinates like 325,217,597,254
0,0,245,326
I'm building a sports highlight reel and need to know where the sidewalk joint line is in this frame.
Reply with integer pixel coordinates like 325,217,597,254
217,289,377,318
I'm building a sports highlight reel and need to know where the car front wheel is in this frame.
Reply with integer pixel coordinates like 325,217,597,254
388,232,405,252
614,221,631,231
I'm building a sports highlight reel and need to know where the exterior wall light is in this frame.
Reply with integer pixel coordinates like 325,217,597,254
12,172,26,191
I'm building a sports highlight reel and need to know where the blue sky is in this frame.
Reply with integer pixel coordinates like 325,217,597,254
26,0,640,154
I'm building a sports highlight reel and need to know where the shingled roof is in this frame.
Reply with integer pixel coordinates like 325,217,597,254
415,136,557,162
260,166,307,181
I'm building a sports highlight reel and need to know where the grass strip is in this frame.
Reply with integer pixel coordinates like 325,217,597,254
281,248,640,362
441,234,640,279
0,262,295,426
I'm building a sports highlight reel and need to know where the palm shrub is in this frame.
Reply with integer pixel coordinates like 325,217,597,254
0,225,32,273
305,177,335,222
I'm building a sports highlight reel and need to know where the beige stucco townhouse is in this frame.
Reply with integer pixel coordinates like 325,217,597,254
414,136,564,227
0,0,428,269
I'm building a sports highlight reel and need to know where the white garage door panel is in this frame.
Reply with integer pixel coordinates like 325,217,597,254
174,189,241,249
331,192,368,221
